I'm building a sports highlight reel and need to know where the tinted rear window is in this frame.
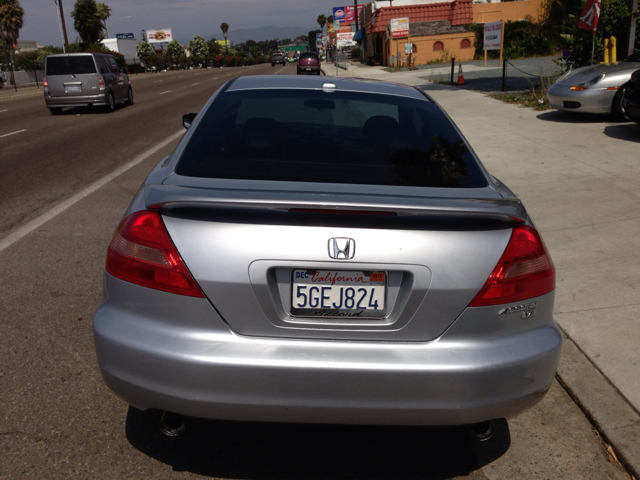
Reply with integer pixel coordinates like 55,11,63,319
46,56,97,75
300,53,317,60
176,89,488,189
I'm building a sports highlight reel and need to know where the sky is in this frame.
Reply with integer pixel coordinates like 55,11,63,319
19,0,349,46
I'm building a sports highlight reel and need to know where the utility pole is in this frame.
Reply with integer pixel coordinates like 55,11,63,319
57,0,70,52
354,1,359,32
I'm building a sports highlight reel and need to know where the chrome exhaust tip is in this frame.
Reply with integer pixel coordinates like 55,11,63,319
159,411,186,437
470,420,495,441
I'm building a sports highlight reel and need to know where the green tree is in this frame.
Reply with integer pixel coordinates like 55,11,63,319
71,0,104,46
317,14,326,33
308,29,321,52
206,38,221,56
164,39,184,68
188,35,208,64
0,0,25,68
136,40,156,68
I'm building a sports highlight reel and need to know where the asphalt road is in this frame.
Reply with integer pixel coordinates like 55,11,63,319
0,63,631,479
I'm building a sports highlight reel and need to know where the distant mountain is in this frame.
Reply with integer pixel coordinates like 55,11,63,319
177,25,315,46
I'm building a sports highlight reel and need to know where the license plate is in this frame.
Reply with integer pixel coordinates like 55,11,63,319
291,269,386,319
305,67,312,71
65,85,81,93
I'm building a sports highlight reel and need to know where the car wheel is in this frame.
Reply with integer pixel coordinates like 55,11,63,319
49,107,62,115
106,92,116,113
272,63,275,67
126,87,134,105
612,86,628,121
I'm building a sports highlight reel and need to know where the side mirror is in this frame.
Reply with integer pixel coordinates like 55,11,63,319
183,112,197,129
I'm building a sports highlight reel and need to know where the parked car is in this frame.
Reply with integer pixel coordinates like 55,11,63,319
547,50,640,120
43,53,133,115
93,75,561,438
622,68,640,125
297,51,321,75
271,52,285,66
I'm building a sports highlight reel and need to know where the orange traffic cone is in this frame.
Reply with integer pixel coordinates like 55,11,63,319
457,63,465,85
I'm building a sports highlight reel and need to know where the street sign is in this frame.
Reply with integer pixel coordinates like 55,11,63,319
116,33,134,39
405,43,413,54
284,45,308,51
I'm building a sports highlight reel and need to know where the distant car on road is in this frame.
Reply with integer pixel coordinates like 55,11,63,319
297,51,321,75
622,68,640,125
93,74,561,439
43,53,133,115
271,52,285,66
547,50,640,120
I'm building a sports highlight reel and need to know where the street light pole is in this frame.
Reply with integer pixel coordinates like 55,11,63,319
106,16,132,39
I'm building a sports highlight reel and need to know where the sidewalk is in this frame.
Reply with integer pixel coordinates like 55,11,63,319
325,61,640,478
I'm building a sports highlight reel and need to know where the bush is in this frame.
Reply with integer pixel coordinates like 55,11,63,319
466,21,556,60
214,55,224,67
224,55,235,67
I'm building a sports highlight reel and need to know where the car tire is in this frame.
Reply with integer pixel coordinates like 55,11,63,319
106,92,116,113
126,87,134,105
49,107,62,115
272,63,275,67
612,86,628,121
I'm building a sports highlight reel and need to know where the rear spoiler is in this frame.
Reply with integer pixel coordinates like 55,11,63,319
144,184,527,223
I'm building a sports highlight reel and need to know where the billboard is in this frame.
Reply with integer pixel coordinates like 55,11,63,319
345,5,364,23
390,18,409,39
146,28,173,44
333,7,346,23
483,21,502,50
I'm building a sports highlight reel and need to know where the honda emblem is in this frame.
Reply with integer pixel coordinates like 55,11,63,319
328,237,356,259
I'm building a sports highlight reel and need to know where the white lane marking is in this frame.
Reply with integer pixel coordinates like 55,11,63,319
153,80,163,83
192,82,200,86
0,130,184,253
0,109,8,113
0,129,26,139
212,77,218,80
159,90,172,95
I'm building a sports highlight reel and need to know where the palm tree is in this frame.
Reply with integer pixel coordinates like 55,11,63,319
71,0,104,46
0,0,25,68
96,3,111,35
220,22,229,61
317,14,326,33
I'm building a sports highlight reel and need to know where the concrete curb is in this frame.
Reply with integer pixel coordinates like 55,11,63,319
557,334,640,479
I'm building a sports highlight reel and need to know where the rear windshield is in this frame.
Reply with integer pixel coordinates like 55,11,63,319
176,89,488,189
46,56,97,75
300,53,317,60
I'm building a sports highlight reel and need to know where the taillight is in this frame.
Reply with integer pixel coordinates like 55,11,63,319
43,77,48,87
98,75,104,86
468,226,555,307
106,210,204,297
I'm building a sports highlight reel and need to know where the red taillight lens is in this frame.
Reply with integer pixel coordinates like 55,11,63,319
43,77,48,87
106,210,204,297
98,75,104,86
468,226,555,307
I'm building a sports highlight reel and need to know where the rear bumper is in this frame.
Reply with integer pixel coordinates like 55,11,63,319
298,66,320,74
44,91,108,108
94,278,562,426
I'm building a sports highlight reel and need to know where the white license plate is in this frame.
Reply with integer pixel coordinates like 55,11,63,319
291,269,386,318
65,85,81,93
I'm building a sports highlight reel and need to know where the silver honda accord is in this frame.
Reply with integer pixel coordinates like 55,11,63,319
93,75,561,436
